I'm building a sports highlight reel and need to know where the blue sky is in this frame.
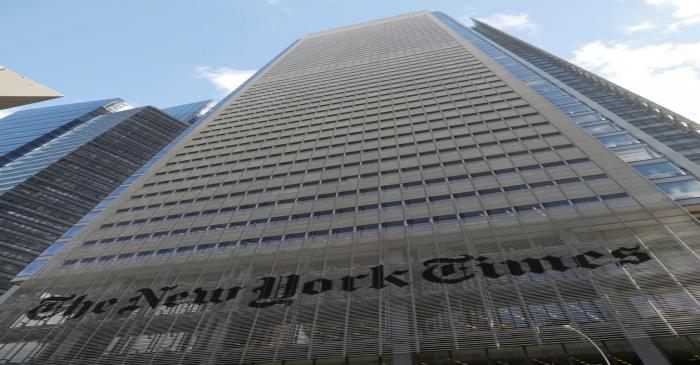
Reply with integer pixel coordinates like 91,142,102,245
2,0,699,120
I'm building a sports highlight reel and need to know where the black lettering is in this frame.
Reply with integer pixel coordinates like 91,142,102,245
574,250,606,269
192,286,241,304
503,259,527,276
192,287,209,305
422,255,474,284
341,274,368,292
226,286,241,301
612,245,651,265
476,257,502,279
164,291,189,308
63,295,94,319
208,288,225,303
521,258,545,274
541,255,570,272
370,265,409,289
92,298,118,314
249,275,299,308
302,278,333,295
26,295,75,320
118,286,177,314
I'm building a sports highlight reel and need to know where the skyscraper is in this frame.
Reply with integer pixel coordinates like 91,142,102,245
0,100,210,294
8,100,212,286
466,18,700,218
0,99,129,167
1,11,700,364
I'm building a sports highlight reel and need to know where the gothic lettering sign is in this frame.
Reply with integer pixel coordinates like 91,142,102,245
26,245,651,321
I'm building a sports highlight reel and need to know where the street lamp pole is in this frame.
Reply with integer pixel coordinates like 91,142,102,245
563,324,611,365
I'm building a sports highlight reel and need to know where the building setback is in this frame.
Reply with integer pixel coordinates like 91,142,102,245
1,11,700,365
0,105,193,294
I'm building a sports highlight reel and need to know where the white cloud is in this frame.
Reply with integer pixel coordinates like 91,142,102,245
645,0,700,31
572,41,700,121
195,66,256,94
477,13,538,32
619,21,656,33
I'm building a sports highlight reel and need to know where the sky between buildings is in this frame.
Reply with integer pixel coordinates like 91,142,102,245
1,0,699,121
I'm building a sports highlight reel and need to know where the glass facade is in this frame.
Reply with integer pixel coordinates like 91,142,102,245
1,11,700,365
0,99,129,167
11,101,214,283
0,106,189,294
465,17,700,215
161,100,212,124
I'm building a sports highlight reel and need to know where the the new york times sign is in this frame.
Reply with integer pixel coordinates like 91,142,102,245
27,245,650,321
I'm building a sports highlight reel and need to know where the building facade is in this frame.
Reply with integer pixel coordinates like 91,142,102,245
0,66,61,110
1,11,700,364
0,99,130,167
466,18,700,218
0,105,193,294
9,100,212,285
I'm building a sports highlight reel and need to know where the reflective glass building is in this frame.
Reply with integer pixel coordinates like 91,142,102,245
0,103,194,294
162,100,213,125
9,100,212,285
0,99,129,167
2,12,700,365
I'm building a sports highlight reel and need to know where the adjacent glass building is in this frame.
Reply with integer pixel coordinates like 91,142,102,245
9,100,212,285
0,99,130,167
1,12,700,364
464,18,700,218
162,100,213,125
0,101,204,294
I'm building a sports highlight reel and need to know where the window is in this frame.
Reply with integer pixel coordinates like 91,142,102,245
658,180,700,200
559,103,591,115
571,113,603,125
549,96,578,107
584,123,621,135
16,259,45,276
634,162,685,179
596,133,639,148
615,146,660,162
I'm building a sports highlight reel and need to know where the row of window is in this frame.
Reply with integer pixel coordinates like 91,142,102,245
191,85,522,151
145,130,565,193
104,172,610,228
120,160,600,221
477,20,700,163
82,192,630,250
198,57,499,139
129,148,586,205
164,105,542,175
174,97,532,168
451,20,700,206
205,48,489,131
